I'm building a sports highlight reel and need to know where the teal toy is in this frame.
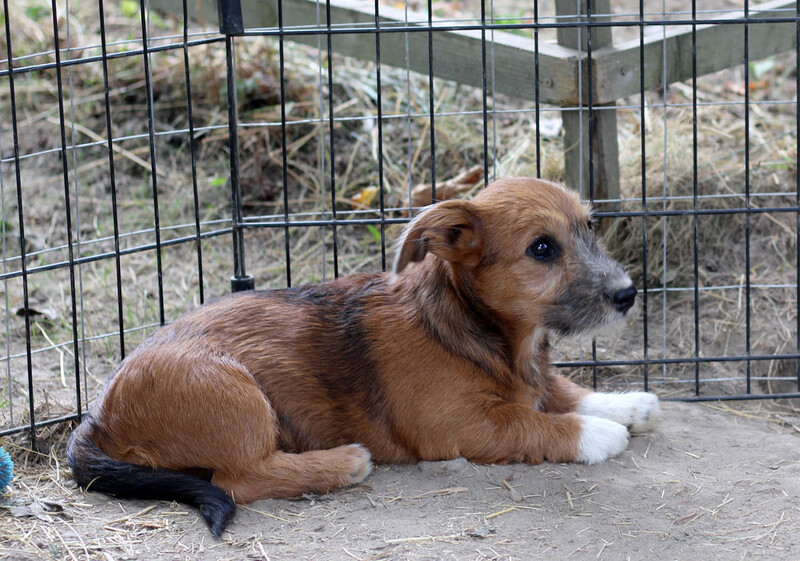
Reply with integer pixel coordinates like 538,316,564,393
0,445,12,494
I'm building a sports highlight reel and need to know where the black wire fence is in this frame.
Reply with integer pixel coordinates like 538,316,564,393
1,0,799,443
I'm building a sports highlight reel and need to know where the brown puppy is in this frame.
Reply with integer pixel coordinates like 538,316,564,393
67,177,659,536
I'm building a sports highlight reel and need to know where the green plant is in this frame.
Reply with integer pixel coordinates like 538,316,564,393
365,224,381,246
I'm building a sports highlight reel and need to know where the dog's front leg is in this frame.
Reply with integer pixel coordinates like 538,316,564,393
543,373,661,434
576,391,660,434
454,401,629,466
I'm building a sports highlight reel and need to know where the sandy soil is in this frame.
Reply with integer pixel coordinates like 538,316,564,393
1,401,799,561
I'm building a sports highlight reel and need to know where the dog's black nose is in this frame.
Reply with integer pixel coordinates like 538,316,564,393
612,285,637,313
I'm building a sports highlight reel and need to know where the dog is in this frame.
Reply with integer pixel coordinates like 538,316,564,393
67,177,660,537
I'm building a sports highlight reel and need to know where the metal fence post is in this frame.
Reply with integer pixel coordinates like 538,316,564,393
218,0,244,34
218,0,254,292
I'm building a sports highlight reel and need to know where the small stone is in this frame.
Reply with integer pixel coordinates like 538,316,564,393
467,525,496,539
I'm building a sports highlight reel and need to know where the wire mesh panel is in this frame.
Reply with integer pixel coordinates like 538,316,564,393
0,0,234,442
1,0,799,441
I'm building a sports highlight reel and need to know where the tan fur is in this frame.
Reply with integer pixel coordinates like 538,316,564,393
76,177,635,505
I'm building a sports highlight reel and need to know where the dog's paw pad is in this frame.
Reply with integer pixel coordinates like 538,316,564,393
342,444,373,484
576,416,629,464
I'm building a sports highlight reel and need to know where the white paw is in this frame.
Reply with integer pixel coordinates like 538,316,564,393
577,392,661,434
576,415,630,464
344,444,373,484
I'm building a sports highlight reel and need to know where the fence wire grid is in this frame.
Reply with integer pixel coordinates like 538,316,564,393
1,0,800,442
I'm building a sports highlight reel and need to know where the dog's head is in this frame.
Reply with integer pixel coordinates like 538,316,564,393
393,177,636,337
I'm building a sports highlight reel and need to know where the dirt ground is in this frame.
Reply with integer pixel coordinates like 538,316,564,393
1,401,799,561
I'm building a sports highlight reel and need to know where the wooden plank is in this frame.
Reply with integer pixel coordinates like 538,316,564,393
293,0,578,106
593,0,797,104
556,0,620,203
556,0,612,50
150,0,579,105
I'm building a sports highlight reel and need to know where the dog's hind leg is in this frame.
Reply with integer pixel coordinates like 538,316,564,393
211,444,373,503
99,345,283,473
100,344,372,504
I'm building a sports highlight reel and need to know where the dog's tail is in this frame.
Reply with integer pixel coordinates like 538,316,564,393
66,418,236,537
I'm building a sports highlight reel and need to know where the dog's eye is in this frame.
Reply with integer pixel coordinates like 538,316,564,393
528,237,556,261
587,218,597,232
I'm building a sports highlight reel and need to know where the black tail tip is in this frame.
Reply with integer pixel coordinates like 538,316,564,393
200,496,237,538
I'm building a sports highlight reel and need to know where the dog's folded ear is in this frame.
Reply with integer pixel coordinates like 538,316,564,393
393,199,484,277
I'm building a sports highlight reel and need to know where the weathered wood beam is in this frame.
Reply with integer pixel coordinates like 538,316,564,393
556,0,619,203
593,0,797,104
151,0,579,105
